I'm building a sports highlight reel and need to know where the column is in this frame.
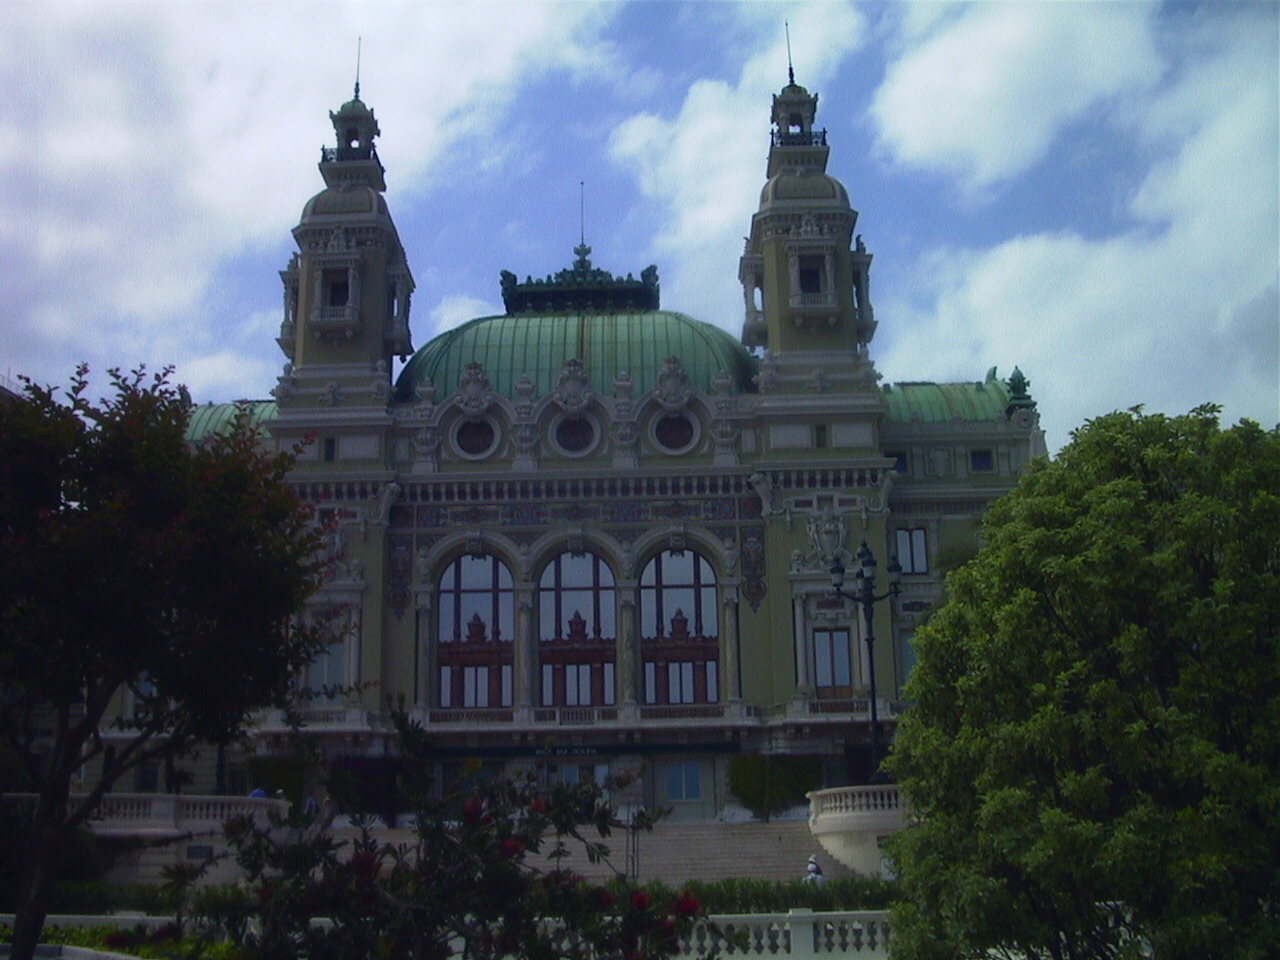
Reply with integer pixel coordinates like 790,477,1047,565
513,587,535,716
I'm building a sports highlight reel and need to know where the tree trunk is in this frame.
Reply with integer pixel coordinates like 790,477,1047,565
9,790,68,960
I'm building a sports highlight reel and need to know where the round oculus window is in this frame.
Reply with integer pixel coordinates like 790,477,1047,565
554,415,596,455
654,414,697,453
454,418,497,458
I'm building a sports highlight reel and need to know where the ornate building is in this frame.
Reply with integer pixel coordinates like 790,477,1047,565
184,76,1045,819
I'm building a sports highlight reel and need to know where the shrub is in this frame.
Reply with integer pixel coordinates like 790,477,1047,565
727,754,822,821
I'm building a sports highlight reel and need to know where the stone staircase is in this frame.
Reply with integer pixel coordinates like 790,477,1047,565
335,818,845,886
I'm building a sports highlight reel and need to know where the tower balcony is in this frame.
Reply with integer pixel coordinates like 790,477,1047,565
310,305,360,339
772,130,828,147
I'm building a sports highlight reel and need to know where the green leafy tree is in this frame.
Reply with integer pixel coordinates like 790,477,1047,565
0,367,327,960
887,407,1280,960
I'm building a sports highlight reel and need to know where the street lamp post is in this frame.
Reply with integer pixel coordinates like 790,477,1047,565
830,541,901,782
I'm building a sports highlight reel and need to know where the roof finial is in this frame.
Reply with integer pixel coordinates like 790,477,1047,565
354,36,362,100
785,21,794,85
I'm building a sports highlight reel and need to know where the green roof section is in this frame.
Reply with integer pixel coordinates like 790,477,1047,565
882,368,1031,423
184,401,277,443
395,311,758,403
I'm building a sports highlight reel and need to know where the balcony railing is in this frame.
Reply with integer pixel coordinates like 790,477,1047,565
681,909,888,959
772,130,829,148
4,792,288,839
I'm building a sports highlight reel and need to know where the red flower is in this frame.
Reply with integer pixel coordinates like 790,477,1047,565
672,891,700,917
500,837,524,859
462,794,484,826
528,797,545,814
593,886,616,910
630,891,650,911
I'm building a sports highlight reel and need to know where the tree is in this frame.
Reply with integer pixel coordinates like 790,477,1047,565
0,367,327,960
886,407,1280,960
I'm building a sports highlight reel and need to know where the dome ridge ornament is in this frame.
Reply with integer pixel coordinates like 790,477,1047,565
499,249,659,314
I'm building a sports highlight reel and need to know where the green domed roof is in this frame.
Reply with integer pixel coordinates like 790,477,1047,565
185,401,276,442
395,311,758,403
882,369,1026,423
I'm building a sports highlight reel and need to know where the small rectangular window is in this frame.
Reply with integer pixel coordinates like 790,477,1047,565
501,664,513,707
970,449,994,472
896,528,929,574
323,437,337,462
887,451,908,474
814,423,828,449
667,761,701,801
542,664,555,707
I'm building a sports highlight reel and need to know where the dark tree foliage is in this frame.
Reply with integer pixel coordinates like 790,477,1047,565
887,407,1280,960
0,367,326,960
193,710,707,960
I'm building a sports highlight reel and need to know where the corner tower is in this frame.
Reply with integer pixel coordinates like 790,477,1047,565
739,78,875,394
275,84,414,412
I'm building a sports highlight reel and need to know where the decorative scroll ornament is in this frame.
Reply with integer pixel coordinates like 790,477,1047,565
553,359,594,415
652,356,693,413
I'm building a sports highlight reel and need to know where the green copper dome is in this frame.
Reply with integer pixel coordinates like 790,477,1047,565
185,401,276,442
395,311,758,403
882,368,1032,423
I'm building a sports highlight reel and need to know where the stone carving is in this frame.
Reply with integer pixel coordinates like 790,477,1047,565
414,425,441,461
415,377,437,415
272,363,295,400
456,362,495,417
553,359,593,415
652,356,693,413
374,481,401,525
514,374,536,417
749,471,777,517
806,509,846,565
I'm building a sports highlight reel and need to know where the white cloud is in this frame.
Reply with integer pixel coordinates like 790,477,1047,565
430,295,500,339
876,11,1279,449
0,1,619,397
608,0,866,331
871,3,1163,193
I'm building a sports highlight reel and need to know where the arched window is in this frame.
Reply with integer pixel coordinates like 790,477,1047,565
436,555,513,709
639,550,719,706
538,552,616,708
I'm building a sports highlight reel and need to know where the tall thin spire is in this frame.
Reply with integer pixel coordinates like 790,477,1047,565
785,21,794,85
354,36,362,99
579,180,586,246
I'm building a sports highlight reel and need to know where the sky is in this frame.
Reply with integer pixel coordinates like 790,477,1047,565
2,0,1276,453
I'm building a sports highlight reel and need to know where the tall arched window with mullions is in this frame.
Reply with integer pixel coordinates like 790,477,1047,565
436,555,513,709
538,552,616,708
639,550,719,705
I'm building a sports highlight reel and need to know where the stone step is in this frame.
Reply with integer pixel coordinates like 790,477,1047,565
334,818,842,887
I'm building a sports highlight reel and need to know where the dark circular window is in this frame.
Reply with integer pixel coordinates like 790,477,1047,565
654,414,696,452
555,416,595,454
455,419,496,457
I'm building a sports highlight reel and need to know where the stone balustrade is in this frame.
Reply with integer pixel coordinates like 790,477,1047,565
807,786,907,878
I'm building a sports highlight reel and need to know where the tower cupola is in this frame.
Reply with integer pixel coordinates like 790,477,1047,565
321,84,386,191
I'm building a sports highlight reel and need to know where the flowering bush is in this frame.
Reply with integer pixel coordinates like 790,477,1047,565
198,710,713,960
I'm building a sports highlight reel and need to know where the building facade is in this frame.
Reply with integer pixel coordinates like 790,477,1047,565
180,78,1044,818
